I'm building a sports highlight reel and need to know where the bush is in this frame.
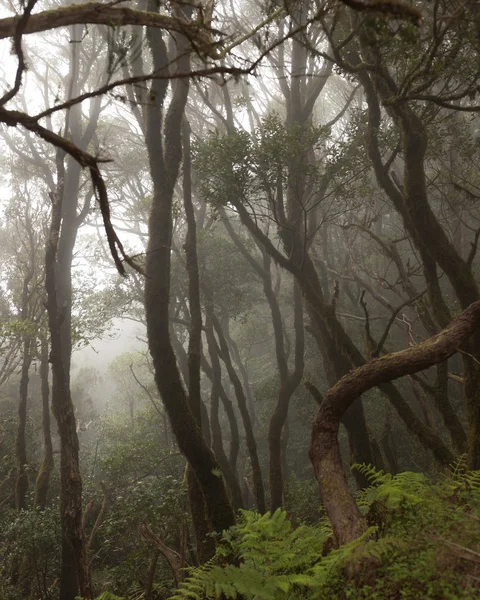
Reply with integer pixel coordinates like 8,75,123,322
170,463,480,600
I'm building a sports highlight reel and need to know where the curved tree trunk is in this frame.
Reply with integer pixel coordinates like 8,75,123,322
309,301,480,545
144,1,234,537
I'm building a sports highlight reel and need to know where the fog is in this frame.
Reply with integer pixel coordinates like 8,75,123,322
1,1,480,599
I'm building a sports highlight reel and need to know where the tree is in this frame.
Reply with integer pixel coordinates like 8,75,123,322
310,300,480,545
140,0,235,547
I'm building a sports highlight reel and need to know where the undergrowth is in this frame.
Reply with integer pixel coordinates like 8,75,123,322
170,460,480,600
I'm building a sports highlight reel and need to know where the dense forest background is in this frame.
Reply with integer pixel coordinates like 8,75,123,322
1,0,480,599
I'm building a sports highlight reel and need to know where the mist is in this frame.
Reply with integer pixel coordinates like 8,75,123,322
1,1,480,599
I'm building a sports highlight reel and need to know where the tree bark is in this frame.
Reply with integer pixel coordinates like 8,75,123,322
33,336,54,511
309,300,480,545
144,1,234,537
212,314,266,513
46,190,92,600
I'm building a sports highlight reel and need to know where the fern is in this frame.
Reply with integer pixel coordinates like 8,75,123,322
170,511,400,600
170,466,480,600
76,594,125,600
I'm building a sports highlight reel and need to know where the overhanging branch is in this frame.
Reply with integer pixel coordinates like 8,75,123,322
322,300,480,420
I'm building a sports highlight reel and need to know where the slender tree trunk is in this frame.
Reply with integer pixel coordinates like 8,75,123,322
144,0,234,536
269,283,304,511
183,115,218,561
201,354,240,471
205,313,244,511
145,549,160,600
223,322,257,426
33,336,54,511
46,190,92,600
15,337,32,511
212,314,266,513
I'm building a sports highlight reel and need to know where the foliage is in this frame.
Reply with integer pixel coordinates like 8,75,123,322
85,407,187,597
171,465,480,600
194,115,328,215
170,508,372,600
0,504,61,600
76,594,125,600
198,228,260,320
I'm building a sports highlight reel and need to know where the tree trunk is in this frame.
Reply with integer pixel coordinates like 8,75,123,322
268,282,304,511
201,353,240,471
46,190,92,600
212,314,266,513
15,337,32,511
205,313,244,511
144,0,234,536
310,301,480,545
33,336,54,511
183,116,220,561
41,26,101,599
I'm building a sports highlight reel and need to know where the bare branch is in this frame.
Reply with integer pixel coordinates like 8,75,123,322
0,3,220,56
1,105,142,276
323,300,480,419
373,291,427,358
0,0,38,106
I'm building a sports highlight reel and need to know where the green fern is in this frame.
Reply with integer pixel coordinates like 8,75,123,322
170,510,401,600
76,593,125,600
170,466,480,600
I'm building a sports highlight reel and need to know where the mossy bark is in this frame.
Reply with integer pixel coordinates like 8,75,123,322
144,2,234,537
310,301,480,544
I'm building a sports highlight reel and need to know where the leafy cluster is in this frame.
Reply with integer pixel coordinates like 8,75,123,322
193,115,329,214
170,509,380,600
0,505,61,600
171,464,480,600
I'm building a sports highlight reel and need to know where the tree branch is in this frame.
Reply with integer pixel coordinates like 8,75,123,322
322,300,480,420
